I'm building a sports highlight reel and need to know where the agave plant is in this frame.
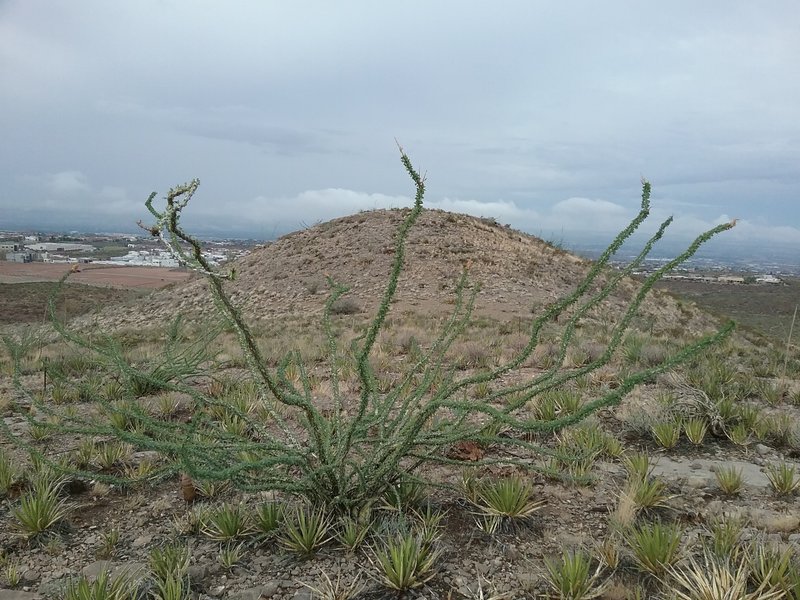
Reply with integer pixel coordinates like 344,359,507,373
371,531,441,592
665,550,784,600
544,548,608,599
624,520,683,577
12,477,72,538
471,476,546,532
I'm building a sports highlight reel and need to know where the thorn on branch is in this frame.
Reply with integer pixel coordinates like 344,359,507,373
137,220,161,237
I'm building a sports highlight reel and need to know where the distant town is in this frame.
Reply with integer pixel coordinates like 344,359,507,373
573,245,798,283
0,230,259,269
616,257,787,286
0,228,795,287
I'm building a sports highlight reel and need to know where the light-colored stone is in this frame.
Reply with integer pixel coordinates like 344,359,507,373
230,585,276,600
187,564,209,582
0,592,42,600
261,581,280,597
652,456,770,489
686,475,711,489
80,561,112,580
80,560,147,584
131,534,153,549
601,581,635,600
748,508,800,533
37,579,66,598
21,570,39,584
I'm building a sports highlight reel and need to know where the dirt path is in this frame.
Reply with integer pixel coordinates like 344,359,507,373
0,262,191,290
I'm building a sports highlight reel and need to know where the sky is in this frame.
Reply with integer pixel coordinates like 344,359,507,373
1,2,799,252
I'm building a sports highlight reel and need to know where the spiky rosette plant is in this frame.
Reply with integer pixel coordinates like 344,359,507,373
2,145,735,514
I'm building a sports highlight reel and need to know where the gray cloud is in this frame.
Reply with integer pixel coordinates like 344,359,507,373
45,171,90,195
174,186,800,248
1,1,798,248
97,101,345,154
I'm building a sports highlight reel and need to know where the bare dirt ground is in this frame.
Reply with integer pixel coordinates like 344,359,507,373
0,263,193,328
1,210,799,599
0,283,143,326
0,263,191,290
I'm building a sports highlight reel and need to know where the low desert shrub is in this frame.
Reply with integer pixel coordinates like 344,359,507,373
12,477,71,538
254,502,284,538
764,461,800,496
329,297,360,315
651,419,681,449
0,450,20,496
624,520,683,577
200,503,254,541
471,475,546,530
665,549,782,600
683,417,708,446
301,570,366,600
218,542,246,571
714,465,745,496
627,473,671,512
64,569,134,600
1,149,735,515
748,543,796,593
148,543,190,582
371,531,441,592
1,327,41,377
544,548,608,600
703,515,745,561
277,505,334,557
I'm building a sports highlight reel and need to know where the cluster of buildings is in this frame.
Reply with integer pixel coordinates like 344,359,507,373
1,238,107,264
102,249,181,268
100,249,225,268
660,273,783,285
0,239,96,263
1,233,243,268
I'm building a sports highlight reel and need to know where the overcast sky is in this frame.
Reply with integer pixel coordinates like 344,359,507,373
1,2,798,250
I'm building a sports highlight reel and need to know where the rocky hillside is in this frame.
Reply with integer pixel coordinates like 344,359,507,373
86,208,716,336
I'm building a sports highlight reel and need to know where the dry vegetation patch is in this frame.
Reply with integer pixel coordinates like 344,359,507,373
2,161,799,598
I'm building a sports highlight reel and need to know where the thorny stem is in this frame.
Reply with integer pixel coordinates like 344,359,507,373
4,148,739,512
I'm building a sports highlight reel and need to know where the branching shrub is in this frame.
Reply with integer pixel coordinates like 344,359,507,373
2,147,735,514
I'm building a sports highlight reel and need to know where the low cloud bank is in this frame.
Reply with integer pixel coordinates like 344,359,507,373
10,173,800,247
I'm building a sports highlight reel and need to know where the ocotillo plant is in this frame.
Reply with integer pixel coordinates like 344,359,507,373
4,147,735,513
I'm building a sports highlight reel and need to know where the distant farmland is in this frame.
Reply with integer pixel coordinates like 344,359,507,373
655,277,799,344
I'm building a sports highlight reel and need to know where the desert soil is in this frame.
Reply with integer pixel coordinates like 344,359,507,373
0,263,191,290
1,209,799,599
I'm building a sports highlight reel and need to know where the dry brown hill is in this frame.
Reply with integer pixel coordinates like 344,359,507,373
85,208,716,336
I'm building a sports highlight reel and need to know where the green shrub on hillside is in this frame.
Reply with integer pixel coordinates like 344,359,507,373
2,147,735,513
